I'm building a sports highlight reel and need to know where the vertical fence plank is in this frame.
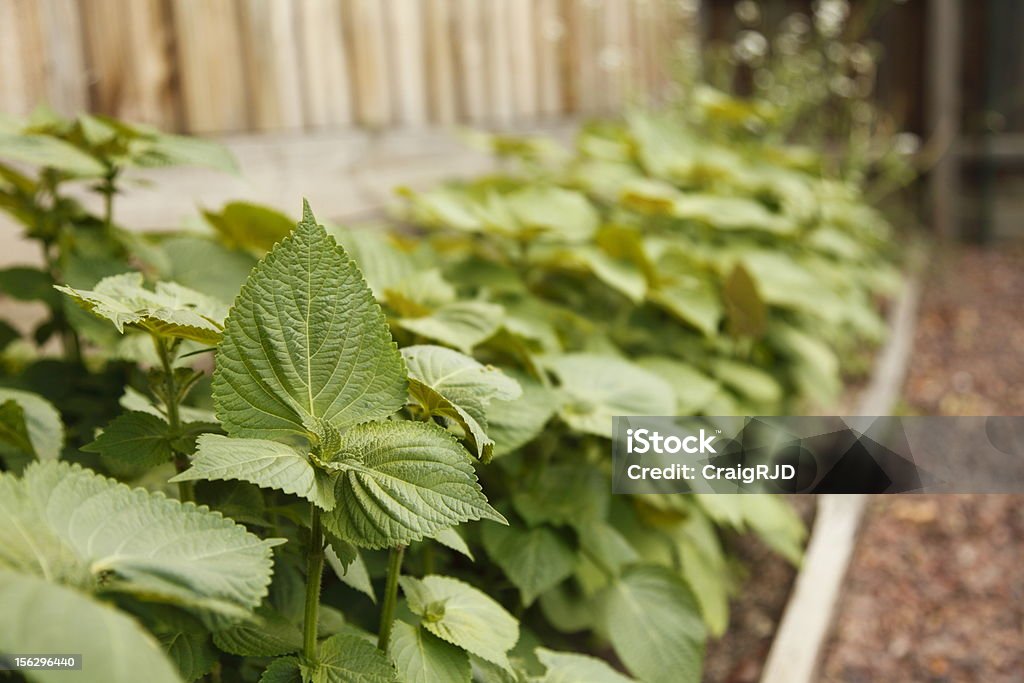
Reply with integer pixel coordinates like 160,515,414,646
5,1,47,116
424,0,457,124
508,0,538,119
295,0,353,129
171,0,249,133
387,0,428,126
0,1,29,116
535,0,565,118
237,0,305,131
346,0,392,127
38,0,89,115
453,0,486,123
484,0,514,124
80,0,179,129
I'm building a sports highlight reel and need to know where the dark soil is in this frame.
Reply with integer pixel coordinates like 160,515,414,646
820,244,1024,683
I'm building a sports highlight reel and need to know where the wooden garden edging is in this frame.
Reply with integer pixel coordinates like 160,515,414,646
759,269,923,683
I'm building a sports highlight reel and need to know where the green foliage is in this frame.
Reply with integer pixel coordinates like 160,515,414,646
0,76,903,679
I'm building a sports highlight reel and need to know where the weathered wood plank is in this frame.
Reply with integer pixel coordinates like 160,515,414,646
424,0,457,124
171,0,249,133
37,0,89,115
345,0,392,127
80,0,179,128
237,0,305,131
535,0,565,118
386,0,428,126
295,0,353,128
453,0,486,123
508,0,538,119
484,0,514,124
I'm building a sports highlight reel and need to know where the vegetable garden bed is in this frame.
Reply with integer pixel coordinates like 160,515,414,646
0,103,903,683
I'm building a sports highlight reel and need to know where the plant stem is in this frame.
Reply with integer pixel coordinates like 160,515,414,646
303,505,325,663
377,545,406,652
101,168,118,235
155,336,193,502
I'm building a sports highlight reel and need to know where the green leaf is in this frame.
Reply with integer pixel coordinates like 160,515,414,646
505,186,598,243
309,632,395,683
56,272,229,344
0,570,182,683
673,513,730,637
0,266,58,306
213,201,406,440
431,527,473,560
83,411,173,475
398,301,503,353
535,648,637,683
739,495,806,565
671,194,795,234
171,434,336,510
213,607,303,657
160,630,217,682
203,201,294,254
708,359,783,407
320,421,504,549
0,388,63,465
400,575,519,672
546,354,675,438
326,224,421,299
635,357,720,415
261,657,303,683
384,269,457,317
481,524,576,606
723,263,766,337
485,372,559,457
600,566,705,683
402,345,521,461
389,620,470,683
0,132,106,176
160,236,257,304
146,132,239,173
648,275,722,337
512,466,609,529
0,462,280,620
326,539,376,603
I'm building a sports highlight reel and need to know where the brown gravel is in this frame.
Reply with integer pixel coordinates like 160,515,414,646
820,244,1024,683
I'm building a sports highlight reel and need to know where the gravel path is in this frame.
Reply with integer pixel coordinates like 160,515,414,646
820,245,1024,682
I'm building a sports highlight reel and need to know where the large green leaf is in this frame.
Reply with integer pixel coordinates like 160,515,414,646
0,570,182,683
485,372,559,457
600,566,705,683
213,607,303,657
672,512,730,637
671,194,796,234
0,388,63,467
171,434,336,510
635,357,719,416
546,354,675,438
481,524,576,606
389,620,470,683
402,345,520,461
397,301,504,353
56,272,228,344
213,201,407,440
203,201,294,254
308,633,395,683
320,421,504,549
0,462,280,619
400,575,519,672
0,132,106,176
648,275,722,337
535,648,637,683
505,186,598,243
83,411,173,475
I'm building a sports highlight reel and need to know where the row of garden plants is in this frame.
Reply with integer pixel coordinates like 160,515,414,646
0,98,899,683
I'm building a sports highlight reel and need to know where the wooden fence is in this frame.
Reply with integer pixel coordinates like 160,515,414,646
0,0,695,134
